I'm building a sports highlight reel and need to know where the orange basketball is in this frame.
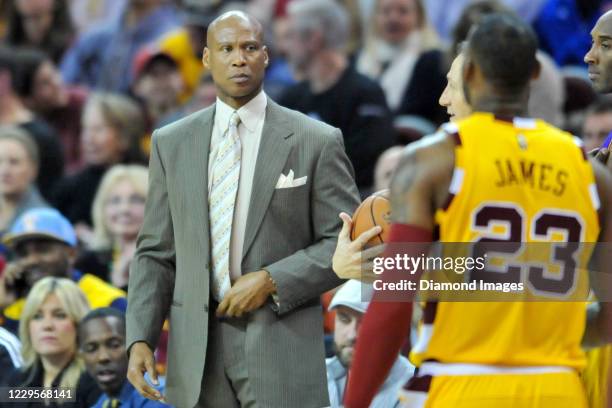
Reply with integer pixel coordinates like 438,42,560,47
351,189,392,246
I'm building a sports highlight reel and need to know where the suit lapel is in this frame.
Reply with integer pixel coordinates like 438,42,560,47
187,105,215,251
242,101,293,260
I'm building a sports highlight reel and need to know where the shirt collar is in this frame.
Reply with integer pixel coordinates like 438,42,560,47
119,380,135,402
215,90,267,133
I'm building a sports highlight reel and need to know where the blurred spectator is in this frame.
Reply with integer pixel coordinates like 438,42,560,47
357,0,447,125
68,0,127,35
340,0,364,55
264,12,298,99
451,0,565,126
75,165,147,290
326,280,413,407
280,0,395,193
79,307,168,407
5,0,75,64
2,277,100,406
424,0,548,44
534,0,605,67
0,326,21,385
52,93,146,234
0,1,10,39
18,48,88,174
158,2,217,101
373,145,405,191
158,72,217,127
0,208,127,335
61,0,181,93
0,46,65,202
0,127,49,237
582,97,612,152
132,47,185,129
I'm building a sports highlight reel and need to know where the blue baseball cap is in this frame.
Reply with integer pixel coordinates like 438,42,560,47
3,208,77,247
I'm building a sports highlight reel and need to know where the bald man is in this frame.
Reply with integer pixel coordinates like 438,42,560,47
126,11,360,408
585,10,612,170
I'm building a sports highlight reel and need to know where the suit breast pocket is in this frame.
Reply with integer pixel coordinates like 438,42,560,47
269,184,310,222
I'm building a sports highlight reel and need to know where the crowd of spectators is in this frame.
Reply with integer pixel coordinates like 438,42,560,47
0,0,610,406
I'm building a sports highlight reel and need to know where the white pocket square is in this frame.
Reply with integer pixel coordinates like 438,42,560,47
275,170,307,189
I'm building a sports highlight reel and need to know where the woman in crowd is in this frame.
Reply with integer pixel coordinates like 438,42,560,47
3,277,99,406
76,165,148,290
5,0,75,63
356,0,447,126
0,126,48,239
18,48,88,174
52,93,146,244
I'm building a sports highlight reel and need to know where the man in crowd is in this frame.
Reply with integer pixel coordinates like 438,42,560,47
132,47,185,128
79,308,168,407
279,0,394,193
0,208,126,334
326,280,412,407
126,10,359,408
582,97,612,152
61,0,180,93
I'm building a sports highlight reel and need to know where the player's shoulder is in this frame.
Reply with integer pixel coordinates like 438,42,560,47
393,128,456,189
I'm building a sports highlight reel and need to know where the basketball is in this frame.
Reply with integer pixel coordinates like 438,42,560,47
350,189,392,246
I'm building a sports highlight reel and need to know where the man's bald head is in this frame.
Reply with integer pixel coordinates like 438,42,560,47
207,11,264,45
202,10,268,109
585,10,612,93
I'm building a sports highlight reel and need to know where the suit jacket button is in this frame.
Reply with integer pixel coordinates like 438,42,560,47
204,304,209,313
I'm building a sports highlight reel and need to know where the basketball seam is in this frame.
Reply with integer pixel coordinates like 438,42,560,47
369,196,384,245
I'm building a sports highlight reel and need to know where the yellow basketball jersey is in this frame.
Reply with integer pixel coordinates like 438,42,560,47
410,113,601,370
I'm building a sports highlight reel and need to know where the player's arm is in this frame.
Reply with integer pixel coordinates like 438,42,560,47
344,133,454,408
583,159,612,348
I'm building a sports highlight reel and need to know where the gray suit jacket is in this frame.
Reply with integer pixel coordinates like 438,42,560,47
126,100,361,407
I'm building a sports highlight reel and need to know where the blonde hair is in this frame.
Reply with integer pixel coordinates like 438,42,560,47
19,277,90,391
0,125,39,168
91,164,149,250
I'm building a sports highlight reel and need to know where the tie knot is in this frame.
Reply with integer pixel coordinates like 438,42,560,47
229,112,241,128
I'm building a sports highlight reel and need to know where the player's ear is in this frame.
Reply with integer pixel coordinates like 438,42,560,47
531,57,541,81
462,55,475,83
202,47,210,70
263,45,269,67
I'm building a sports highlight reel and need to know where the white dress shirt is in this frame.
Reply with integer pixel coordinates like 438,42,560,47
208,91,267,282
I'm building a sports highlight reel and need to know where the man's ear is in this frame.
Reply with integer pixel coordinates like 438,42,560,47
202,47,210,69
263,45,269,66
531,57,542,81
462,55,475,84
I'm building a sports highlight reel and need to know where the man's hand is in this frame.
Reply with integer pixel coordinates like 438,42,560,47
0,261,26,308
127,342,164,402
332,212,385,282
590,147,612,171
216,270,276,318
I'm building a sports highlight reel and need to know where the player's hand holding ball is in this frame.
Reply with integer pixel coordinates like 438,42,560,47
332,190,391,282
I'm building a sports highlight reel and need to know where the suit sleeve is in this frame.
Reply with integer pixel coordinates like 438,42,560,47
266,129,361,314
126,131,176,350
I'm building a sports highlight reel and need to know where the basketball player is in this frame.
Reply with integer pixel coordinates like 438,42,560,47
582,10,612,408
343,14,612,408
